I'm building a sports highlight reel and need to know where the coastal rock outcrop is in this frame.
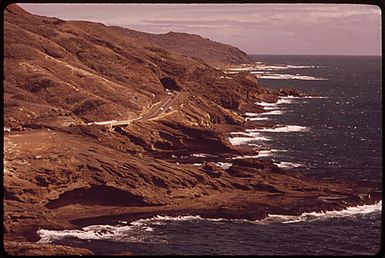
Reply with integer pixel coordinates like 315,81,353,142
3,4,380,256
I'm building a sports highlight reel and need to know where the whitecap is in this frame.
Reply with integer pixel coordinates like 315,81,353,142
279,95,328,99
245,112,262,117
228,135,271,145
246,117,269,121
232,154,261,159
260,110,285,115
255,99,293,107
274,161,304,169
255,102,278,107
190,153,218,158
276,98,294,104
252,125,310,133
38,224,134,244
191,153,209,157
256,73,328,81
124,201,383,226
257,201,382,224
232,149,287,159
263,106,279,110
37,200,381,244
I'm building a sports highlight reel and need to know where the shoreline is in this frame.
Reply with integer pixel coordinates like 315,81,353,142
4,5,382,256
4,87,382,255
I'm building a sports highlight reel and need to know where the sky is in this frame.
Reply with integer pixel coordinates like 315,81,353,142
19,3,381,56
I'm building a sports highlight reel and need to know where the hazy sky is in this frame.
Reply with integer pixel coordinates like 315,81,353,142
19,3,381,55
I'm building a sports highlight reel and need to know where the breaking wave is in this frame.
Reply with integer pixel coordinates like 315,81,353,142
257,200,382,224
223,62,326,81
245,112,263,117
279,95,328,99
38,224,140,244
37,201,381,244
246,117,269,121
228,135,271,145
263,106,279,110
249,125,310,133
232,149,288,159
274,161,304,169
256,73,328,81
260,110,285,115
225,63,317,72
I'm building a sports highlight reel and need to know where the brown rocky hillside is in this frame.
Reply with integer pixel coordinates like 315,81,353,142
3,4,380,256
110,26,253,66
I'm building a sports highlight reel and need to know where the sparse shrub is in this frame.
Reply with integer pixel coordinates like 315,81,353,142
4,44,42,60
24,75,57,93
71,98,106,115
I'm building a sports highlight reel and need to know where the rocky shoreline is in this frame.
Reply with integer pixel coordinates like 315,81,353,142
3,4,381,256
4,94,381,255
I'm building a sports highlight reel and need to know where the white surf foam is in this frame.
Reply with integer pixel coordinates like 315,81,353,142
227,64,316,72
228,135,271,145
274,161,304,169
230,131,252,136
246,117,269,121
252,125,310,133
232,149,287,159
260,110,285,116
38,224,135,244
255,99,294,107
257,150,275,157
276,98,294,104
215,162,233,170
223,71,239,74
245,112,263,117
133,201,381,225
37,201,381,243
256,73,328,81
232,154,261,160
263,106,279,110
280,95,328,99
258,201,382,224
191,153,209,157
254,102,277,107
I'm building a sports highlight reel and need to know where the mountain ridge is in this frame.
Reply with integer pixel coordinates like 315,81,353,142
109,25,253,66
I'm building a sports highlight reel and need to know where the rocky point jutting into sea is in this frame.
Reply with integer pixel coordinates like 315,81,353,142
3,4,381,255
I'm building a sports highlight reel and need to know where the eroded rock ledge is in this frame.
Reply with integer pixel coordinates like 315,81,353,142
3,4,381,256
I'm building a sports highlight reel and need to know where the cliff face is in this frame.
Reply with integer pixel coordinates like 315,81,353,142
110,26,253,66
3,4,380,256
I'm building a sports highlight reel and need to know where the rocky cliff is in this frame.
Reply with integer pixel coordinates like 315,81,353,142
3,4,381,256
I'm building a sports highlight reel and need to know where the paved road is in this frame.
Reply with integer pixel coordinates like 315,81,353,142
94,90,183,128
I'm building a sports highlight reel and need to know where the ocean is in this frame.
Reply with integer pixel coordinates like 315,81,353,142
37,55,382,255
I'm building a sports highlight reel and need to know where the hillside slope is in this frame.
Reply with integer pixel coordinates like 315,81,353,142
110,26,253,66
3,4,380,256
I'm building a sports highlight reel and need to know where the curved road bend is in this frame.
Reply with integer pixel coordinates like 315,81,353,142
108,90,183,127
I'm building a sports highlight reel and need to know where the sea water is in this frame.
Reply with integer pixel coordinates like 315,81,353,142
37,55,382,255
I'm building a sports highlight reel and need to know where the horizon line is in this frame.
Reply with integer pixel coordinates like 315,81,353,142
248,53,382,57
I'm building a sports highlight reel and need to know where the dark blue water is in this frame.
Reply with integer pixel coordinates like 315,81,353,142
38,55,382,255
248,55,382,183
